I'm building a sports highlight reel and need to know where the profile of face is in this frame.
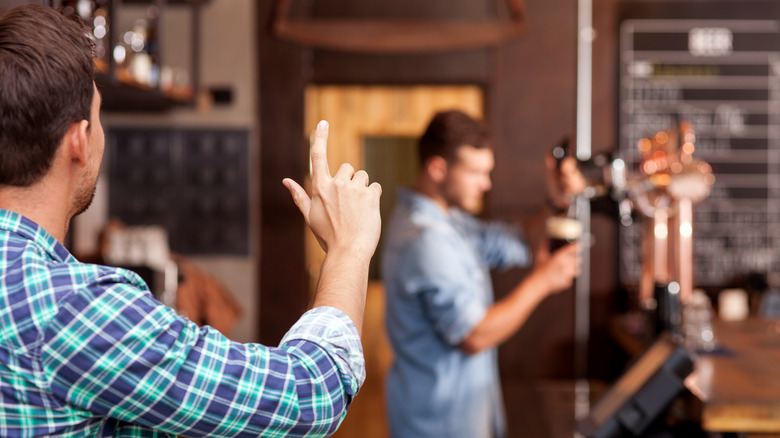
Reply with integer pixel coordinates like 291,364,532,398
71,83,105,218
441,145,494,213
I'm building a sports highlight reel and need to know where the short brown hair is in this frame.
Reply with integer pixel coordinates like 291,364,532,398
418,110,491,165
0,5,95,187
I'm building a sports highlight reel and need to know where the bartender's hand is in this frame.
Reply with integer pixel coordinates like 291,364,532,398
532,241,580,294
283,120,382,259
545,154,587,211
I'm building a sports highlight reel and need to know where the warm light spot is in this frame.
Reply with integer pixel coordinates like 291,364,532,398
651,173,671,186
113,45,126,64
655,223,668,239
654,131,669,144
680,221,693,237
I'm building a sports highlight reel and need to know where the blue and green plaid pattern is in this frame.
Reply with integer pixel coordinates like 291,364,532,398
0,209,365,437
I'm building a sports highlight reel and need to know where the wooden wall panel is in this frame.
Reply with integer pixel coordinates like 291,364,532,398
257,3,310,345
312,50,493,85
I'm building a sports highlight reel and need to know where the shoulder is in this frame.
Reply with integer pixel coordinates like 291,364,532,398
43,261,161,321
450,208,499,234
50,261,148,293
1,256,170,356
43,262,182,346
388,213,461,256
5,243,149,304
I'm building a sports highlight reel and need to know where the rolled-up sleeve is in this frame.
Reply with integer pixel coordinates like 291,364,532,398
402,229,488,346
280,306,366,406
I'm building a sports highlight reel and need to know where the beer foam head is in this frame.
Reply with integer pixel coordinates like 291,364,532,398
546,216,583,240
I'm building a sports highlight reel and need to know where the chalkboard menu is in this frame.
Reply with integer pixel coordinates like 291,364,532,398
108,128,250,255
618,1,780,288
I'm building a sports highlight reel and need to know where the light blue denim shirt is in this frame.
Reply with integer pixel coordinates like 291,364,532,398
381,189,531,438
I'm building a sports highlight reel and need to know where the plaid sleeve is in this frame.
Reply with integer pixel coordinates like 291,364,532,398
40,274,365,438
280,306,366,405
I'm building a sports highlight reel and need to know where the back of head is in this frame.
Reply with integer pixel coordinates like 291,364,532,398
418,110,491,165
0,5,95,187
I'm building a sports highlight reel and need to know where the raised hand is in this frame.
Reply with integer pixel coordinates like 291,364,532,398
283,120,382,259
282,120,382,333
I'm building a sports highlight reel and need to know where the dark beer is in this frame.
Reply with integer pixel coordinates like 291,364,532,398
546,216,582,253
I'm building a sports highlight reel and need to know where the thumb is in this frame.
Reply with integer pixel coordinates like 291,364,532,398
283,178,311,220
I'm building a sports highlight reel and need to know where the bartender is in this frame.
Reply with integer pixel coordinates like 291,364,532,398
381,109,585,438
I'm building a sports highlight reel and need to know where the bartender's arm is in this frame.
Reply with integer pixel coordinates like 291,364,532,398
459,153,583,354
459,243,579,354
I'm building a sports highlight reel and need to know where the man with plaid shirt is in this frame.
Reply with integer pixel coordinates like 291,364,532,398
0,5,381,437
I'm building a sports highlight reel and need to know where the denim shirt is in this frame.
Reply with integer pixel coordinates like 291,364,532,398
381,189,530,438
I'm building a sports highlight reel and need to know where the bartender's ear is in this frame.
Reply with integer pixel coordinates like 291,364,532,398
426,155,448,183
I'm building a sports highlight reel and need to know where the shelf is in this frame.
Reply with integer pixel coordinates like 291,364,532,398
91,0,204,111
96,73,192,111
95,58,193,111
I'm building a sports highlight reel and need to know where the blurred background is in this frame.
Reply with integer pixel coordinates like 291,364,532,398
3,0,780,436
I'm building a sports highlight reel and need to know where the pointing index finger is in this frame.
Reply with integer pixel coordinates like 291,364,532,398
310,120,331,181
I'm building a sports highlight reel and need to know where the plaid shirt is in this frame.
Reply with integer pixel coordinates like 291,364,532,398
0,209,365,437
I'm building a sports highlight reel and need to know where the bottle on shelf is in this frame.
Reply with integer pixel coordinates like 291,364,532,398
60,0,110,68
57,0,203,110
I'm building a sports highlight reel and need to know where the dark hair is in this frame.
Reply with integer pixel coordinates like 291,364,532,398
0,5,95,187
418,110,491,165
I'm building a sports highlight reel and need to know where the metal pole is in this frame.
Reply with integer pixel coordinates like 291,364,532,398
574,0,594,427
576,0,594,162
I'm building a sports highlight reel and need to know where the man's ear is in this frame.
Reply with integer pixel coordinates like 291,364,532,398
426,155,448,184
64,120,90,166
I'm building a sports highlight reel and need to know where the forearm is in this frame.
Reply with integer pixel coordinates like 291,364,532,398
459,270,550,354
312,247,371,336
